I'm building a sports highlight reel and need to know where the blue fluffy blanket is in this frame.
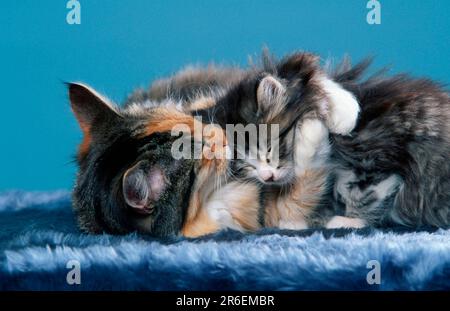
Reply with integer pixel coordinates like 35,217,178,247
0,191,449,290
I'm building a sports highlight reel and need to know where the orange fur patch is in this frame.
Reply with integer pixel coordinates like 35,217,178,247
77,122,92,159
78,132,91,159
181,151,229,237
143,108,203,138
142,107,227,147
182,160,216,230
265,168,328,228
181,208,219,238
227,183,261,231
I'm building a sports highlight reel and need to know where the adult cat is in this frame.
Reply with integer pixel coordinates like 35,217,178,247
68,66,262,237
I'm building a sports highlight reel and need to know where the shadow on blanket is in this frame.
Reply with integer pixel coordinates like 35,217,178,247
0,190,449,290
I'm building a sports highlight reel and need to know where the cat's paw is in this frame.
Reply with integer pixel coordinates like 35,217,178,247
325,216,367,229
319,77,360,135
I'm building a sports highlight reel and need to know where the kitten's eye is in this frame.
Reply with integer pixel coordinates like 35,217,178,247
266,158,271,164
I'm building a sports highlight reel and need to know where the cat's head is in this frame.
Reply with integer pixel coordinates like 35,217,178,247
226,52,359,186
69,83,201,237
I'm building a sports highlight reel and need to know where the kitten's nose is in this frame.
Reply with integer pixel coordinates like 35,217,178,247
258,169,274,182
265,175,274,182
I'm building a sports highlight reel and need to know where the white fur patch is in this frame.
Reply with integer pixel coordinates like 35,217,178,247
335,170,402,209
325,216,367,229
294,119,330,175
368,175,402,201
319,77,360,135
279,219,308,230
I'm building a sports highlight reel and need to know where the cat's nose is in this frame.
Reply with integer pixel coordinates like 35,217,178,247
258,169,274,182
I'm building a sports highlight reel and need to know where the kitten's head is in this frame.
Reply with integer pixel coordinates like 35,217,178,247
69,83,198,237
227,52,331,186
226,52,360,186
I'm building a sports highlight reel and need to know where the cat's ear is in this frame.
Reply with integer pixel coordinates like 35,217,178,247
122,161,167,214
256,75,286,115
123,162,151,212
318,77,360,135
68,82,120,135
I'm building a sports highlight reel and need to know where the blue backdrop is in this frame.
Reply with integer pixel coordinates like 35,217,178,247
0,0,449,191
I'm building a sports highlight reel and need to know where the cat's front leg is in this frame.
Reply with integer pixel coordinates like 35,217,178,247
318,76,360,135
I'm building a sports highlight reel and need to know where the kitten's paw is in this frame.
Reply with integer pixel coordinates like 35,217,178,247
294,119,329,174
279,219,308,230
319,77,360,135
325,216,367,229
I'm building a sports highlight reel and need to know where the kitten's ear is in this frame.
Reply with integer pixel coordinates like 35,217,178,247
68,82,120,135
318,77,360,135
256,75,286,115
278,52,321,81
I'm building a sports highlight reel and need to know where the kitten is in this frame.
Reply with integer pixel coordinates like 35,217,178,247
201,52,360,229
232,53,450,229
68,67,261,238
326,59,450,229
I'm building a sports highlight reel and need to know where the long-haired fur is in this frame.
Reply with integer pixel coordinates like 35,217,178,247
329,58,450,228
